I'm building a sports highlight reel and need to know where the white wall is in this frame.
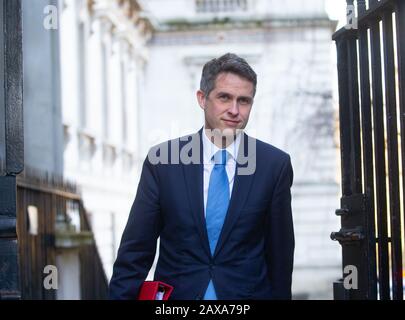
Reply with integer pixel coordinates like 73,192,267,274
56,250,81,300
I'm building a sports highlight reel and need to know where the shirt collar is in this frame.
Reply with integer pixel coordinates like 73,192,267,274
202,126,242,165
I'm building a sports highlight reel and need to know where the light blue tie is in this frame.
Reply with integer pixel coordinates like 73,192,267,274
204,150,230,300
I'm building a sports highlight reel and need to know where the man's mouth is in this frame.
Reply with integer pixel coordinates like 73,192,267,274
222,119,241,126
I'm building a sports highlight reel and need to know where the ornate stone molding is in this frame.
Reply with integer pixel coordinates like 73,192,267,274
117,0,141,21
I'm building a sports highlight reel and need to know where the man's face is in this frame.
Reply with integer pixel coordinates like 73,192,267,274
197,72,254,136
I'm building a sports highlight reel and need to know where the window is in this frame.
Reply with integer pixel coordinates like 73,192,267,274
195,0,248,13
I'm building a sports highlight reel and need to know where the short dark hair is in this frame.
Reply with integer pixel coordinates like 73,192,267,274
200,53,257,98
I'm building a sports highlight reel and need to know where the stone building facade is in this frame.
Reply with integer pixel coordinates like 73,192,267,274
59,0,153,277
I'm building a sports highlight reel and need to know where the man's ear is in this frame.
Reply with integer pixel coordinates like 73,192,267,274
196,90,206,110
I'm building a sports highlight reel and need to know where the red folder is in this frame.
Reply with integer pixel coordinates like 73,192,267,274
138,281,173,300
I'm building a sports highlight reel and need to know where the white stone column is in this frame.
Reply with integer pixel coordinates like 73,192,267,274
108,36,123,146
126,54,137,151
60,0,82,174
86,18,103,137
135,56,148,159
121,44,137,179
86,18,105,173
60,0,81,127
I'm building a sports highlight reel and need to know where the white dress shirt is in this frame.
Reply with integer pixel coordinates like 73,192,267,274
202,127,242,217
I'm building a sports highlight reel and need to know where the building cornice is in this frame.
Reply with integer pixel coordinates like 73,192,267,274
158,15,336,32
150,17,338,46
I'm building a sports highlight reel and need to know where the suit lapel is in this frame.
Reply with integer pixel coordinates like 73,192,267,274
181,129,211,257
213,133,256,258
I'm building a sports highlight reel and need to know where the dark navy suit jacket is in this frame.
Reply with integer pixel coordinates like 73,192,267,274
109,128,294,300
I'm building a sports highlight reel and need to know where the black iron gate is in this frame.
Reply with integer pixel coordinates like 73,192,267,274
332,0,405,300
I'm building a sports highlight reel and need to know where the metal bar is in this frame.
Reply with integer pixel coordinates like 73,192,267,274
357,0,366,15
333,3,366,298
16,180,82,200
382,10,403,301
0,0,4,175
3,0,23,175
360,0,395,22
369,19,390,300
44,193,56,300
369,0,383,6
343,6,367,299
336,38,353,197
395,0,405,301
358,22,378,299
347,34,362,194
395,0,405,302
333,0,395,41
16,184,28,299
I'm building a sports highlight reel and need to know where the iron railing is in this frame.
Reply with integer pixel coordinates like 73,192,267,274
17,168,108,300
332,0,405,300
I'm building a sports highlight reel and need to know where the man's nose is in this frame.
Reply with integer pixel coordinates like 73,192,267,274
228,101,239,116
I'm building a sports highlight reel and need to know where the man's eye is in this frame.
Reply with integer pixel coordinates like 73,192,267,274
219,95,229,101
239,98,251,105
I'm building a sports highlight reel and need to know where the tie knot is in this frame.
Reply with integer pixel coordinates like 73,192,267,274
212,150,228,165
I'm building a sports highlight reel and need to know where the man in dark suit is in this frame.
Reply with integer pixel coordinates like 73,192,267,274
109,53,294,300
